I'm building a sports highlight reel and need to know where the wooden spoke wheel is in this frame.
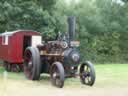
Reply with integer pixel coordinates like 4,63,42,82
11,64,21,72
50,62,65,88
79,61,96,86
24,47,41,80
3,61,11,72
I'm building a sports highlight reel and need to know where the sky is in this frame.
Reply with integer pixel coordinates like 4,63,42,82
65,0,124,6
114,0,125,5
65,0,80,4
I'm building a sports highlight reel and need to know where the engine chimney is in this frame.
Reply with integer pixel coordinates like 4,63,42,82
68,16,76,41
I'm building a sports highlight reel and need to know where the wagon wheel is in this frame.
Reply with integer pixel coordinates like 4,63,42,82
19,64,24,72
11,64,21,72
3,61,11,72
79,61,96,86
24,47,41,80
50,62,65,88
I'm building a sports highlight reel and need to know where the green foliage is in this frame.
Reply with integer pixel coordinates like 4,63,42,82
0,0,57,38
56,0,128,63
0,0,128,63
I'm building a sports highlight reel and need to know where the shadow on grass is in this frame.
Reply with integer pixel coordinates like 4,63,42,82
37,74,51,85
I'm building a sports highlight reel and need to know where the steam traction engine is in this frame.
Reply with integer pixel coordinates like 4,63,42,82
24,17,96,88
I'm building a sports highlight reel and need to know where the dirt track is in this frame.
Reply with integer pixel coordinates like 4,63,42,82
0,79,128,96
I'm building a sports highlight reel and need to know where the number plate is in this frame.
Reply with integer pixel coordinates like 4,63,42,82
71,41,80,47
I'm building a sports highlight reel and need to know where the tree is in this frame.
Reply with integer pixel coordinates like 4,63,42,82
0,0,57,35
0,0,128,63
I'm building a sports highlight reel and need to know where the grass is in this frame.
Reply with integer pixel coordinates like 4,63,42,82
95,64,128,87
0,64,128,96
0,64,128,88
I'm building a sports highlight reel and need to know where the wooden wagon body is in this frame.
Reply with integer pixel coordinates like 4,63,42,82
0,30,41,64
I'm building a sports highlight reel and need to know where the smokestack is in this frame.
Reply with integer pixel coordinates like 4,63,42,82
68,16,76,41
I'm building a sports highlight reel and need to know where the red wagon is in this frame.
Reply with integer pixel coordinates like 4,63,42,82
0,30,41,72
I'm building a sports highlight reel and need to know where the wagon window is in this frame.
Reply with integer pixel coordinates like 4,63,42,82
2,36,9,45
32,36,42,47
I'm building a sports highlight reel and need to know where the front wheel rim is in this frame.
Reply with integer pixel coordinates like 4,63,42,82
50,62,64,88
80,62,95,86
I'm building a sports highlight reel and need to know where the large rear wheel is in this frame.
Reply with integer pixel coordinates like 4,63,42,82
24,47,41,80
50,62,65,88
79,61,96,86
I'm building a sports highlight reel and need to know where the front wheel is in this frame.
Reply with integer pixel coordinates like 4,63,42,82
50,62,65,88
79,61,96,86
